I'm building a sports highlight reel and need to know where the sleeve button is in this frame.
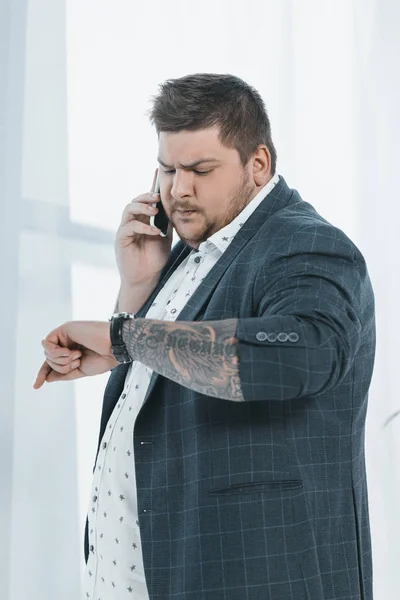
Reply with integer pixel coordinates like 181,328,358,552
256,332,268,341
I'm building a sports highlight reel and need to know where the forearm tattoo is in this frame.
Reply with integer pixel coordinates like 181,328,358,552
121,318,244,401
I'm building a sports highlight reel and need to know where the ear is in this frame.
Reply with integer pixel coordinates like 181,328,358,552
252,145,271,186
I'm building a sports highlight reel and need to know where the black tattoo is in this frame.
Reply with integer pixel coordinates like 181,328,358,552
121,318,244,401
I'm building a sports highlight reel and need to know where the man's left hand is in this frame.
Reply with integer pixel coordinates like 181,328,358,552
33,320,120,390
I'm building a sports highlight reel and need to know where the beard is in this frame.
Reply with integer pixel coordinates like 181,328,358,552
176,168,254,250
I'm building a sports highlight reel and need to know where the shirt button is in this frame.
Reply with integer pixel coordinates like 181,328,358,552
93,495,98,502
102,442,107,449
89,545,95,553
122,393,126,399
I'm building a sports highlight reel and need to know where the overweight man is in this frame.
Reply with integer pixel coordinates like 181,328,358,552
34,72,376,600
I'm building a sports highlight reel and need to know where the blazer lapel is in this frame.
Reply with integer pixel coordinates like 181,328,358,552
133,175,296,410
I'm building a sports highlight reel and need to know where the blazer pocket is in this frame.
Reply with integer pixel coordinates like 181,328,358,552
208,479,303,496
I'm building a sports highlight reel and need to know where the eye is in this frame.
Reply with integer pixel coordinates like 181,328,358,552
163,169,212,176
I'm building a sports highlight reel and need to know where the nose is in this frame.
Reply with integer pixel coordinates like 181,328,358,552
170,172,194,199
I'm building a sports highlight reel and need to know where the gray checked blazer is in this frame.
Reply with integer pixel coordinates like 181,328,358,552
85,175,376,600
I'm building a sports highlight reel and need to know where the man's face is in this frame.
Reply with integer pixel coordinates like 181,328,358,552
157,126,262,251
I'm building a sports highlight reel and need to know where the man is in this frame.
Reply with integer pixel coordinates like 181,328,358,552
34,73,376,599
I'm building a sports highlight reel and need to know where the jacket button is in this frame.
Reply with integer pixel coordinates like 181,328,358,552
277,333,288,342
288,332,299,342
256,332,268,341
266,333,277,342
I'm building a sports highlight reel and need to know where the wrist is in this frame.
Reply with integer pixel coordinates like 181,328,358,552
121,276,159,290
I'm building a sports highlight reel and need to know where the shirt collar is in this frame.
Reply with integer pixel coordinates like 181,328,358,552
197,172,280,255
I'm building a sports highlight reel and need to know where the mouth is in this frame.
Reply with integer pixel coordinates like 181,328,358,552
177,210,197,218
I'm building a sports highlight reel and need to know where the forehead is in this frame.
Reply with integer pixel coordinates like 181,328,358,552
158,126,234,162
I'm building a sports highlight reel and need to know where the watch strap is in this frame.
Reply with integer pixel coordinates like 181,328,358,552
109,312,135,364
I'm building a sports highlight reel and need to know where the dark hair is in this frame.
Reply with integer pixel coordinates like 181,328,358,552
146,73,277,176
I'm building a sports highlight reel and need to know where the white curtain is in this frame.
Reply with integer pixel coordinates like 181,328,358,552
1,0,399,598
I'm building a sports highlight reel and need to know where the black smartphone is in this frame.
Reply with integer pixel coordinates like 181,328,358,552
150,172,169,237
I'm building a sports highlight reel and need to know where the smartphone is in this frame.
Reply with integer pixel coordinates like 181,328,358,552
150,172,169,237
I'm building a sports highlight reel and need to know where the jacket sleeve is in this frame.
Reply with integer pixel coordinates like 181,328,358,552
236,224,367,401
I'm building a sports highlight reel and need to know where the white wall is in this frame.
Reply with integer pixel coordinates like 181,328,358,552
1,0,399,598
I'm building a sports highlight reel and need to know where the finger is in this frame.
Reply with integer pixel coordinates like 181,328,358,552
41,339,78,358
33,360,52,390
117,220,161,242
45,364,85,384
119,195,160,228
43,349,81,366
45,356,81,375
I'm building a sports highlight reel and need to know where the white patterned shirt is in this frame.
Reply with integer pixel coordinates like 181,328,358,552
82,173,280,599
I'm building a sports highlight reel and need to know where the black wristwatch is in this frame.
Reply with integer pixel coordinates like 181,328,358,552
108,312,135,364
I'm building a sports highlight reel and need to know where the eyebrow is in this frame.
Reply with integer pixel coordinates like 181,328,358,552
157,157,220,170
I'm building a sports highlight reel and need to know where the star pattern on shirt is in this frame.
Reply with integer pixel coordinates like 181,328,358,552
84,219,266,596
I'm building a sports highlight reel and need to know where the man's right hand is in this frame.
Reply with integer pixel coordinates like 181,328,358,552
114,169,173,287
